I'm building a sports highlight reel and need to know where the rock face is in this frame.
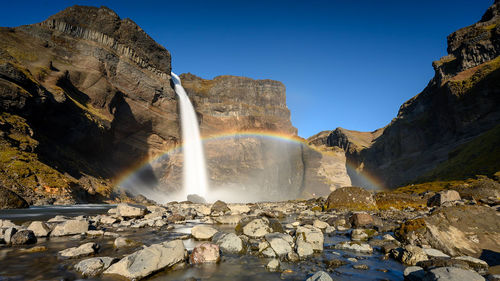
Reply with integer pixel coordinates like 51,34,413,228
0,186,28,209
0,5,342,203
311,2,500,188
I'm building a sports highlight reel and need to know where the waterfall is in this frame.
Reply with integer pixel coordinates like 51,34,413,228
171,72,209,198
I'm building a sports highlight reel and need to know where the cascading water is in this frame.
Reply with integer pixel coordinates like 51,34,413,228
171,72,209,198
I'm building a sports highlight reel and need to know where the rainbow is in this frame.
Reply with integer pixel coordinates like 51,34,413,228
115,130,384,196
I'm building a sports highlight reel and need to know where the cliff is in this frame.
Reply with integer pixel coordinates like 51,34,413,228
0,5,345,204
314,1,500,188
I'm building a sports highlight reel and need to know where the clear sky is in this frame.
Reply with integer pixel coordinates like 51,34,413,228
0,0,493,137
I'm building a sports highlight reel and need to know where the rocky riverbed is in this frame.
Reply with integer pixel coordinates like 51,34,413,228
0,186,499,281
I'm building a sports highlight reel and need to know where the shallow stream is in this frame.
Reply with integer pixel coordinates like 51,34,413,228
0,205,404,281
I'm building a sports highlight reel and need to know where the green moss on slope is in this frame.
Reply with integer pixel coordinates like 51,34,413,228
420,124,500,182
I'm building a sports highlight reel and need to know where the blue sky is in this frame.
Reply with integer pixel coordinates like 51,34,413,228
0,0,493,137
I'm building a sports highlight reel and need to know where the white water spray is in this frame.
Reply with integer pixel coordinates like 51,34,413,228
171,72,209,198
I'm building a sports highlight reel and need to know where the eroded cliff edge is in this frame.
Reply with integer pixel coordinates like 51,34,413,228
312,1,500,189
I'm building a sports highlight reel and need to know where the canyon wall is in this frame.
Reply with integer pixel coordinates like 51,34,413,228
312,1,500,188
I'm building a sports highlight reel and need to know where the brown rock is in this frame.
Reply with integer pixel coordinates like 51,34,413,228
349,212,374,228
189,243,220,264
326,186,376,211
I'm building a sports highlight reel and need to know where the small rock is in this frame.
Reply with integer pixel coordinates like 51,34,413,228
313,220,329,230
266,259,280,271
116,203,147,218
75,257,117,277
287,252,299,262
400,245,428,266
335,241,373,254
404,266,425,281
306,271,333,281
189,242,220,264
4,227,17,244
10,230,37,245
191,225,218,240
58,242,99,259
353,264,369,270
350,212,374,228
20,245,47,253
324,258,346,268
114,237,139,248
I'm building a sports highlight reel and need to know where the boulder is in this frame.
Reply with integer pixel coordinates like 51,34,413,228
51,219,89,236
266,259,280,271
241,218,272,239
4,227,17,244
191,225,218,240
313,220,329,230
404,266,425,281
265,233,293,257
400,245,428,266
187,194,206,203
189,242,220,264
326,186,376,211
296,238,314,258
166,213,186,223
104,240,186,280
306,271,333,281
423,248,450,259
0,186,28,209
116,203,147,218
427,190,461,207
75,257,117,277
396,205,500,257
349,212,374,228
58,242,99,259
351,229,377,241
296,225,324,251
27,221,51,237
424,267,485,281
10,230,37,245
213,233,244,254
210,200,230,215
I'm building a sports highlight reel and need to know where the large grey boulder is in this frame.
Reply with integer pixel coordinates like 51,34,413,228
423,267,485,281
296,238,314,258
104,240,186,280
117,203,147,218
27,221,51,237
213,233,244,254
296,225,324,251
51,220,89,236
427,190,461,207
75,257,117,277
264,233,292,257
242,218,272,238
